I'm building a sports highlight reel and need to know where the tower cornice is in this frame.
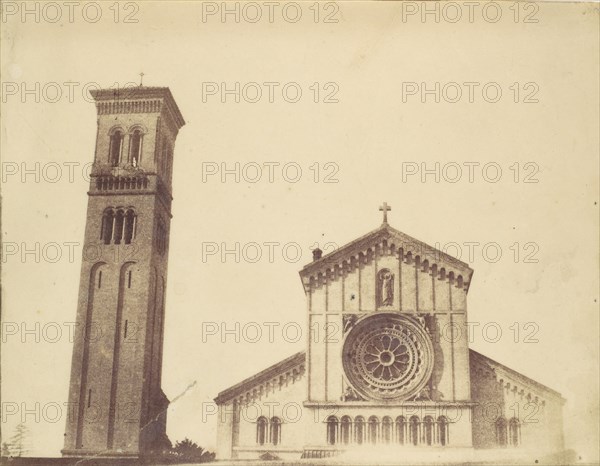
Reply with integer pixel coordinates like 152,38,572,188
90,87,185,131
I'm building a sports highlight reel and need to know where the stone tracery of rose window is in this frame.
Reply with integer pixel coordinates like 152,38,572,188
342,314,434,401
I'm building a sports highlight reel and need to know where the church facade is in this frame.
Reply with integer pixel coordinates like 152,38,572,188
214,215,565,461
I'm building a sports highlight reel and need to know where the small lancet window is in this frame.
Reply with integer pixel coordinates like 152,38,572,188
127,270,132,288
98,271,102,289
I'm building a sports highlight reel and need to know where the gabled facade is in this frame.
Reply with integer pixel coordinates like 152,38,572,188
214,219,565,461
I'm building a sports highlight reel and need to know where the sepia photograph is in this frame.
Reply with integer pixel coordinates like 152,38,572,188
1,1,599,465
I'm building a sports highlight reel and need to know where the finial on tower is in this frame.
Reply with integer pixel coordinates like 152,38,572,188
139,72,145,87
379,202,391,224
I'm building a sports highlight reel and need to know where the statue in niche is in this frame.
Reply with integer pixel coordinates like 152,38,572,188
378,269,394,306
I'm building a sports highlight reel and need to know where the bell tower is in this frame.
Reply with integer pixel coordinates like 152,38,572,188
62,87,185,458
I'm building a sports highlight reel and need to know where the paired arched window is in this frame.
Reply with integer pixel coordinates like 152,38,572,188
101,208,136,245
256,416,281,446
495,417,521,447
108,127,145,167
328,415,450,446
109,130,124,167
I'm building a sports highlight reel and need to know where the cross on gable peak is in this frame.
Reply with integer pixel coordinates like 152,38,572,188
379,202,391,224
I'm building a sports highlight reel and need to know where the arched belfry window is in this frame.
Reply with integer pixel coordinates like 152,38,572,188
101,208,136,245
101,208,115,244
109,130,123,167
256,417,267,446
129,129,143,167
113,210,125,244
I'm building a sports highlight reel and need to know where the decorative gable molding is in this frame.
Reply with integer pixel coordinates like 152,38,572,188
215,352,306,406
470,350,565,406
299,224,474,294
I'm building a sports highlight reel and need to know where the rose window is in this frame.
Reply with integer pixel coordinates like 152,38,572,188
342,313,433,401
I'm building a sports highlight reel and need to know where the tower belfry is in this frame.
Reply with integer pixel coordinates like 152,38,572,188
62,87,185,458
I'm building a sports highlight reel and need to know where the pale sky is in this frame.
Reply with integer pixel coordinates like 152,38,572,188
1,1,598,461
